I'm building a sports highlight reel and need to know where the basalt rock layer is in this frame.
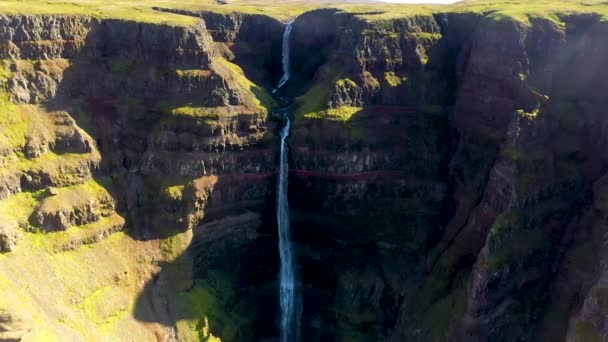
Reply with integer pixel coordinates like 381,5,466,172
0,5,608,342
288,9,608,342
0,12,278,341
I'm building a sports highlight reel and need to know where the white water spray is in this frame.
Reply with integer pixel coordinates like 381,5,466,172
275,19,301,342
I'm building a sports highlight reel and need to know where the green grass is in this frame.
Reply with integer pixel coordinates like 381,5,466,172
336,78,357,88
37,180,111,214
10,151,101,187
0,190,42,226
163,184,186,201
0,0,606,29
341,1,608,26
303,106,363,122
0,230,161,341
517,108,541,120
174,272,240,341
0,64,30,154
295,73,363,122
362,71,380,90
294,62,345,120
0,0,203,26
384,72,406,87
170,106,222,120
295,82,331,120
214,58,276,114
34,214,125,252
175,69,214,79
175,284,220,340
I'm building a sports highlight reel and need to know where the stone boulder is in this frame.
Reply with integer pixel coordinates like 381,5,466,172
0,218,22,253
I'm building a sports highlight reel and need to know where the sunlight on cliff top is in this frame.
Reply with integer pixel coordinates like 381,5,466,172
377,0,460,3
0,0,607,26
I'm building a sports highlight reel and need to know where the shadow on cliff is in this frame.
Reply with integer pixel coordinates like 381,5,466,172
129,173,282,340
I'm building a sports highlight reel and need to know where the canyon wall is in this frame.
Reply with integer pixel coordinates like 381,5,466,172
0,12,279,341
1,6,608,342
287,9,608,342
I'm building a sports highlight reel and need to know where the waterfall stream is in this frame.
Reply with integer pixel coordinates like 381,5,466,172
275,20,301,342
274,21,294,93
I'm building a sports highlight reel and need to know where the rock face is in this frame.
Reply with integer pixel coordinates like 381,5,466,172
0,10,280,341
1,5,608,342
286,10,608,342
0,309,31,341
0,219,22,252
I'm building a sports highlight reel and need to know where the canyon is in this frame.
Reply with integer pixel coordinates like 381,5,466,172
1,1,608,341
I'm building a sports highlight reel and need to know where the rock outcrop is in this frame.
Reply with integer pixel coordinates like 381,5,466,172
0,218,22,252
0,309,31,342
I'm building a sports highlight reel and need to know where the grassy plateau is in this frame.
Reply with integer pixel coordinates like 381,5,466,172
0,1,606,26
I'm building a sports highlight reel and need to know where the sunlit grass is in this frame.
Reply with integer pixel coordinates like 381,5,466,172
0,0,605,26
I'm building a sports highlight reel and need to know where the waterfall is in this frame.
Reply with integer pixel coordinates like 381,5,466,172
277,119,300,342
273,21,294,93
275,19,301,342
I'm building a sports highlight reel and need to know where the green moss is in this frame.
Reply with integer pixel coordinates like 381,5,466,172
0,61,10,82
0,0,607,27
362,71,380,90
303,106,363,122
336,78,357,88
0,190,43,227
486,203,568,271
0,0,202,26
0,230,158,340
163,184,185,201
15,151,100,187
517,108,541,120
175,285,218,340
384,72,406,87
406,31,442,40
0,74,30,152
78,285,131,325
170,106,221,120
175,69,212,79
295,83,329,119
38,180,110,214
417,45,430,65
572,318,602,342
175,271,241,341
214,58,275,114
28,213,124,252
349,0,607,26
294,63,344,120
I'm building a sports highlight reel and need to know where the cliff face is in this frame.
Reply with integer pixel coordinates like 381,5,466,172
0,12,281,341
287,10,608,342
2,6,608,342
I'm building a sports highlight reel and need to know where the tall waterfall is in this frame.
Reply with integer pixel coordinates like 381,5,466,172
274,21,294,93
275,19,301,342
